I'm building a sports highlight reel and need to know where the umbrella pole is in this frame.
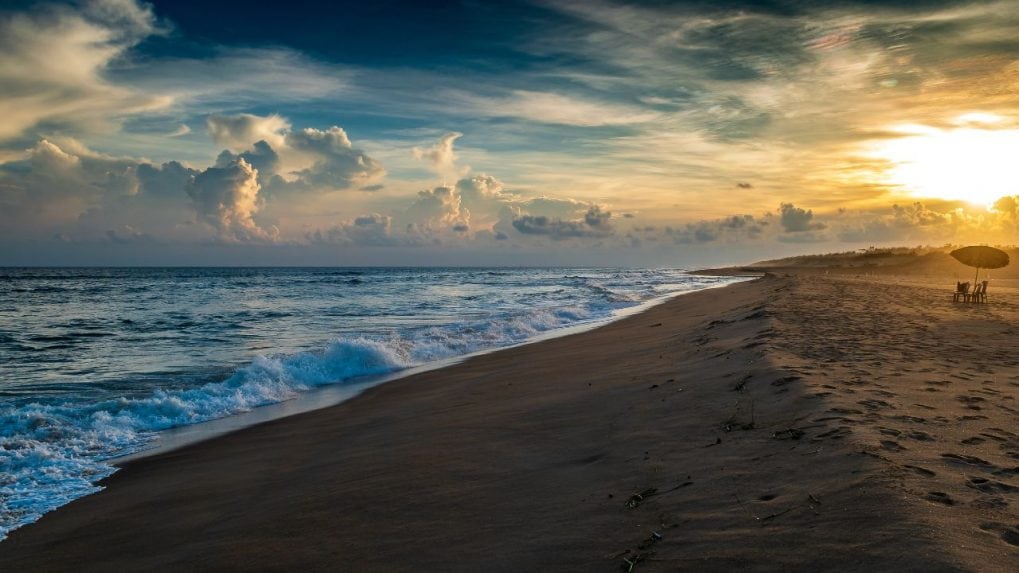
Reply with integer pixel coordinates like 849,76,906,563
975,266,980,285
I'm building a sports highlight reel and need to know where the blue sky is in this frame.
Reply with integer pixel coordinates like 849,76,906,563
1,0,1018,265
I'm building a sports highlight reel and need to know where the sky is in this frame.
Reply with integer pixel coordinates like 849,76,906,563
1,0,1018,266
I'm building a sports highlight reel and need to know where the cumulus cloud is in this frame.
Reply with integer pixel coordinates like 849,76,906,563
298,172,613,247
517,196,590,220
456,174,514,214
135,160,197,196
308,213,403,246
206,113,289,150
186,158,277,242
833,202,980,243
0,114,384,245
413,132,466,179
779,203,826,233
105,224,154,244
207,116,385,192
286,126,385,189
512,206,614,240
7,134,1013,254
665,214,766,244
0,138,211,243
391,174,519,237
215,140,281,182
584,205,612,229
1,139,138,232
993,196,1019,220
405,185,467,229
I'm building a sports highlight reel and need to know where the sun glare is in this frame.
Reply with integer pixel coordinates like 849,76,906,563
870,120,1019,207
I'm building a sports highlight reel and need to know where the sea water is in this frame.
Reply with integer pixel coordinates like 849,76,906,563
0,267,740,539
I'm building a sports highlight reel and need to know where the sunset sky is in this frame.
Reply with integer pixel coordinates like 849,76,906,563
1,0,1018,266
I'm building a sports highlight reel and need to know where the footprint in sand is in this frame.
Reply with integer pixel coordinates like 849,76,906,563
961,437,986,445
978,432,1008,444
972,497,1010,509
880,440,906,452
770,375,801,387
925,491,955,505
828,407,864,415
904,465,936,477
892,415,927,424
979,522,1019,547
859,399,895,411
956,395,986,411
998,404,1019,415
815,426,852,440
966,476,1018,494
941,453,993,468
987,427,1019,439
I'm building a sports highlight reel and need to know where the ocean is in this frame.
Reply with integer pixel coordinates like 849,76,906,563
0,267,741,539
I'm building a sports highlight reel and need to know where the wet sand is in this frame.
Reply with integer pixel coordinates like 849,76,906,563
1,274,1017,571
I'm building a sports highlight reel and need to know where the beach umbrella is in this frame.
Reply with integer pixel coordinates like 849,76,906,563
950,245,1010,284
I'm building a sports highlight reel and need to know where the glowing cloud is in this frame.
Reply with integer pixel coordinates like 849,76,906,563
186,158,277,242
869,124,1019,207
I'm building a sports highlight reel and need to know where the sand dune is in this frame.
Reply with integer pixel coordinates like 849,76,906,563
701,246,1019,282
1,275,1016,571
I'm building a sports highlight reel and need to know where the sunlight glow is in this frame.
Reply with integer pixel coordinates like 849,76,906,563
953,112,1004,126
870,124,1019,207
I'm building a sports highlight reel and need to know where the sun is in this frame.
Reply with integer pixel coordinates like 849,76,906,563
869,116,1019,208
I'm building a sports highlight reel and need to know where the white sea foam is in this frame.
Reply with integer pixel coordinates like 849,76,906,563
0,301,617,539
0,271,740,541
0,337,408,538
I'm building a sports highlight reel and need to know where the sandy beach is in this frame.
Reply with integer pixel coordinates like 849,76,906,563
2,274,1017,571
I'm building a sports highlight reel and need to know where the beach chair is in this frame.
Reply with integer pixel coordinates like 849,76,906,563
953,281,969,302
967,281,988,303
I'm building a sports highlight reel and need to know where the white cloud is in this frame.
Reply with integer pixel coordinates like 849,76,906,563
186,158,278,242
308,213,405,246
285,126,385,189
122,47,348,107
168,124,191,137
0,0,171,141
207,113,290,150
412,132,467,179
207,116,385,191
779,203,826,233
456,90,659,127
404,186,466,229
0,138,200,242
511,206,615,240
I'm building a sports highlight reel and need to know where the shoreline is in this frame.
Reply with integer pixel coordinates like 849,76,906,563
114,277,744,464
2,274,1016,570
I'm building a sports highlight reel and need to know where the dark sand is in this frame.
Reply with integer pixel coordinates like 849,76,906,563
2,275,1017,571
